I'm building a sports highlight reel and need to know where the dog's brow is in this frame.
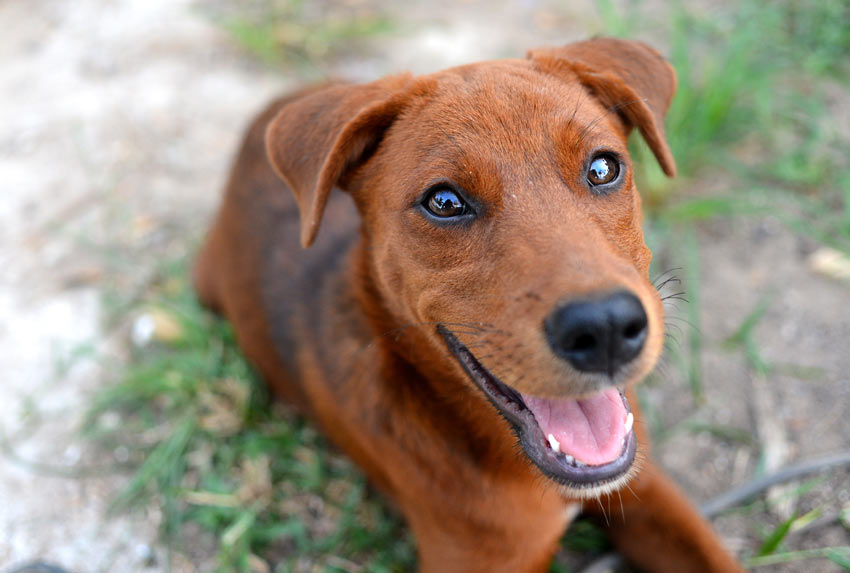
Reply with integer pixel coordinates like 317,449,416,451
566,89,585,129
577,98,648,144
433,121,468,158
424,146,471,175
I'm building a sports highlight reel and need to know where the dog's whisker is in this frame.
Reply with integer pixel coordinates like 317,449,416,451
664,315,701,333
652,267,683,287
655,275,682,292
664,322,684,337
661,290,689,303
596,495,610,526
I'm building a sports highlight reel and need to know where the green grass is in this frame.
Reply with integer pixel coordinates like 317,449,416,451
209,0,394,70
746,546,850,569
86,259,415,572
598,0,850,569
622,0,850,409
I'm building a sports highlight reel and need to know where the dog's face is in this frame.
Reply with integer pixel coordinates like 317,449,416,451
266,38,677,495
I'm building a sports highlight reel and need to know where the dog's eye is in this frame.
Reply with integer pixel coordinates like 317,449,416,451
587,154,619,186
424,188,468,218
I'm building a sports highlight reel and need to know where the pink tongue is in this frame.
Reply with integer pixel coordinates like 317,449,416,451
521,388,627,466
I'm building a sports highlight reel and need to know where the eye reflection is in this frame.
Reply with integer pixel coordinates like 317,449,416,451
587,154,619,186
425,188,467,217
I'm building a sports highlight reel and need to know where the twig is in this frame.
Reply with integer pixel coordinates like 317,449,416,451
700,450,850,517
749,370,793,518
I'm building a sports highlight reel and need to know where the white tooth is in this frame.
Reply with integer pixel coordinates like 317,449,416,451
624,412,634,435
564,454,574,464
547,433,561,453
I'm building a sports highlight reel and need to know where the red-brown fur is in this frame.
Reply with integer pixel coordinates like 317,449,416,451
194,38,744,572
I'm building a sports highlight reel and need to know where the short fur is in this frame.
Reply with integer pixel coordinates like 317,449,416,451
194,38,743,572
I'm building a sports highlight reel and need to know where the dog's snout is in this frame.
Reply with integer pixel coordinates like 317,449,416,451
545,291,648,377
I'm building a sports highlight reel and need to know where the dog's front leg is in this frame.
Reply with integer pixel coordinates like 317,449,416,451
394,475,572,573
585,459,744,572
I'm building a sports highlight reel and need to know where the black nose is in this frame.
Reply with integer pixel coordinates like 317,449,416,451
545,291,648,377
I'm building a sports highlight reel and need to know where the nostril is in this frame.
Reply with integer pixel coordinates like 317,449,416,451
570,333,597,352
622,318,647,340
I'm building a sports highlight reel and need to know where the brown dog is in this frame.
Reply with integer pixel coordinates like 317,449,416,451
193,38,743,572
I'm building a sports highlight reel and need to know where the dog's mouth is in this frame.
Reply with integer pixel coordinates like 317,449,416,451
438,325,637,492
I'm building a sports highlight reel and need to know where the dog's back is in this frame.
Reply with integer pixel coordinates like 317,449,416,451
194,91,361,412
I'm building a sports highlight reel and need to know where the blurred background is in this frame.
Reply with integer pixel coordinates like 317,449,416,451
1,0,849,571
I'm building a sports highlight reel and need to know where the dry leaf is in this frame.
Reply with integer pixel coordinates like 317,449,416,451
131,307,183,346
237,455,273,505
808,247,850,283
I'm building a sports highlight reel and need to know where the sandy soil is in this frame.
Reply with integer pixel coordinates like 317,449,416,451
1,1,848,572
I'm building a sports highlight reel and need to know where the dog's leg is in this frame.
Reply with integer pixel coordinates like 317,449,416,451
402,486,570,573
582,394,743,572
585,460,744,572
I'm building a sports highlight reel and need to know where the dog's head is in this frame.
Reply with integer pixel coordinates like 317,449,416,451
266,38,676,496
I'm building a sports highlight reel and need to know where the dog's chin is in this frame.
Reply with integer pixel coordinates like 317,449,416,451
438,325,639,497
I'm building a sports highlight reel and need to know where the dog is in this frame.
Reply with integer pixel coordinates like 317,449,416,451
193,37,744,572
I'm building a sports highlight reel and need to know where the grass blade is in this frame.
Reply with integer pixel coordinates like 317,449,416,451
758,512,796,556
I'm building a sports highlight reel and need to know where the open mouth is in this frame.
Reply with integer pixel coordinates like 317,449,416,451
438,325,637,490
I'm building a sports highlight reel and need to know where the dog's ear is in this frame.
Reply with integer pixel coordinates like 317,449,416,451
528,37,677,177
265,75,411,247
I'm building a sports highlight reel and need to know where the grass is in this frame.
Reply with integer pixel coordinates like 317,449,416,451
746,546,850,569
627,0,850,407
83,0,850,570
207,0,394,71
86,259,415,572
602,0,850,569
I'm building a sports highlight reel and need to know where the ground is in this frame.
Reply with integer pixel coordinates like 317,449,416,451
1,1,848,572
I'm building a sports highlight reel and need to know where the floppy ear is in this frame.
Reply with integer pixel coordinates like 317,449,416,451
528,37,678,177
265,75,412,247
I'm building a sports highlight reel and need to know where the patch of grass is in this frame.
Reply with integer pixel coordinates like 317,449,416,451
679,421,754,447
209,0,394,70
679,227,703,401
757,510,798,557
754,507,823,559
779,0,850,79
560,519,611,554
596,1,850,567
605,1,850,210
724,294,775,377
86,258,414,571
745,545,850,569
600,0,850,409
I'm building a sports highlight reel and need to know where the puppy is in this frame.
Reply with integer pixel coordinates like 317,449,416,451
194,37,744,572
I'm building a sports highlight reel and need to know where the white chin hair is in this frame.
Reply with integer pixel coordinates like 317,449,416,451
557,459,641,500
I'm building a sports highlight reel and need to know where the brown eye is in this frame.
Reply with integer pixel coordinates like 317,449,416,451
424,188,468,218
587,154,619,186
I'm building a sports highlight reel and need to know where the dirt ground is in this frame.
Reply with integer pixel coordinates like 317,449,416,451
1,1,848,572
